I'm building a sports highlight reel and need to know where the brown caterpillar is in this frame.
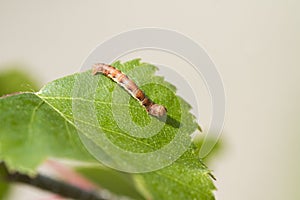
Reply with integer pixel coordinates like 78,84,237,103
92,63,167,118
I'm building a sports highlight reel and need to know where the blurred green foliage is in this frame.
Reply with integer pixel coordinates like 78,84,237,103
0,163,9,199
0,68,39,97
193,134,223,163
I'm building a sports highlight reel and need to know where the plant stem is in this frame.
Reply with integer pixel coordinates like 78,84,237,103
2,164,107,200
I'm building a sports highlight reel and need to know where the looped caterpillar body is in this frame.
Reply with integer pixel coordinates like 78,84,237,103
92,63,167,118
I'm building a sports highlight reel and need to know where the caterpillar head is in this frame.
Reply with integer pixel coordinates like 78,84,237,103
148,104,167,118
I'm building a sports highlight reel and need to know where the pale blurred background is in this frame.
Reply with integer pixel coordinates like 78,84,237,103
0,0,299,199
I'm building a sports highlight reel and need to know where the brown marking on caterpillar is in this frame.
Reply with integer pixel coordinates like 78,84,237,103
142,98,152,107
134,90,145,101
92,63,167,118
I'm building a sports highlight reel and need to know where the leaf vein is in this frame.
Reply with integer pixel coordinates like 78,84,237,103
40,96,141,109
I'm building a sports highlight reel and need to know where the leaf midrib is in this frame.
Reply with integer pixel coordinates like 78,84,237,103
34,93,158,151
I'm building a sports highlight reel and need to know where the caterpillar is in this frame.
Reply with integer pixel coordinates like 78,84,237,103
92,63,167,118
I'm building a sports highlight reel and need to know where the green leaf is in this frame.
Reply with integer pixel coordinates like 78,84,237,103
77,146,216,200
134,146,216,200
0,93,95,174
0,59,215,199
0,67,40,196
76,166,145,200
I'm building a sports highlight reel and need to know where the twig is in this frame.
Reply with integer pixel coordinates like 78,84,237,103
2,164,107,200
